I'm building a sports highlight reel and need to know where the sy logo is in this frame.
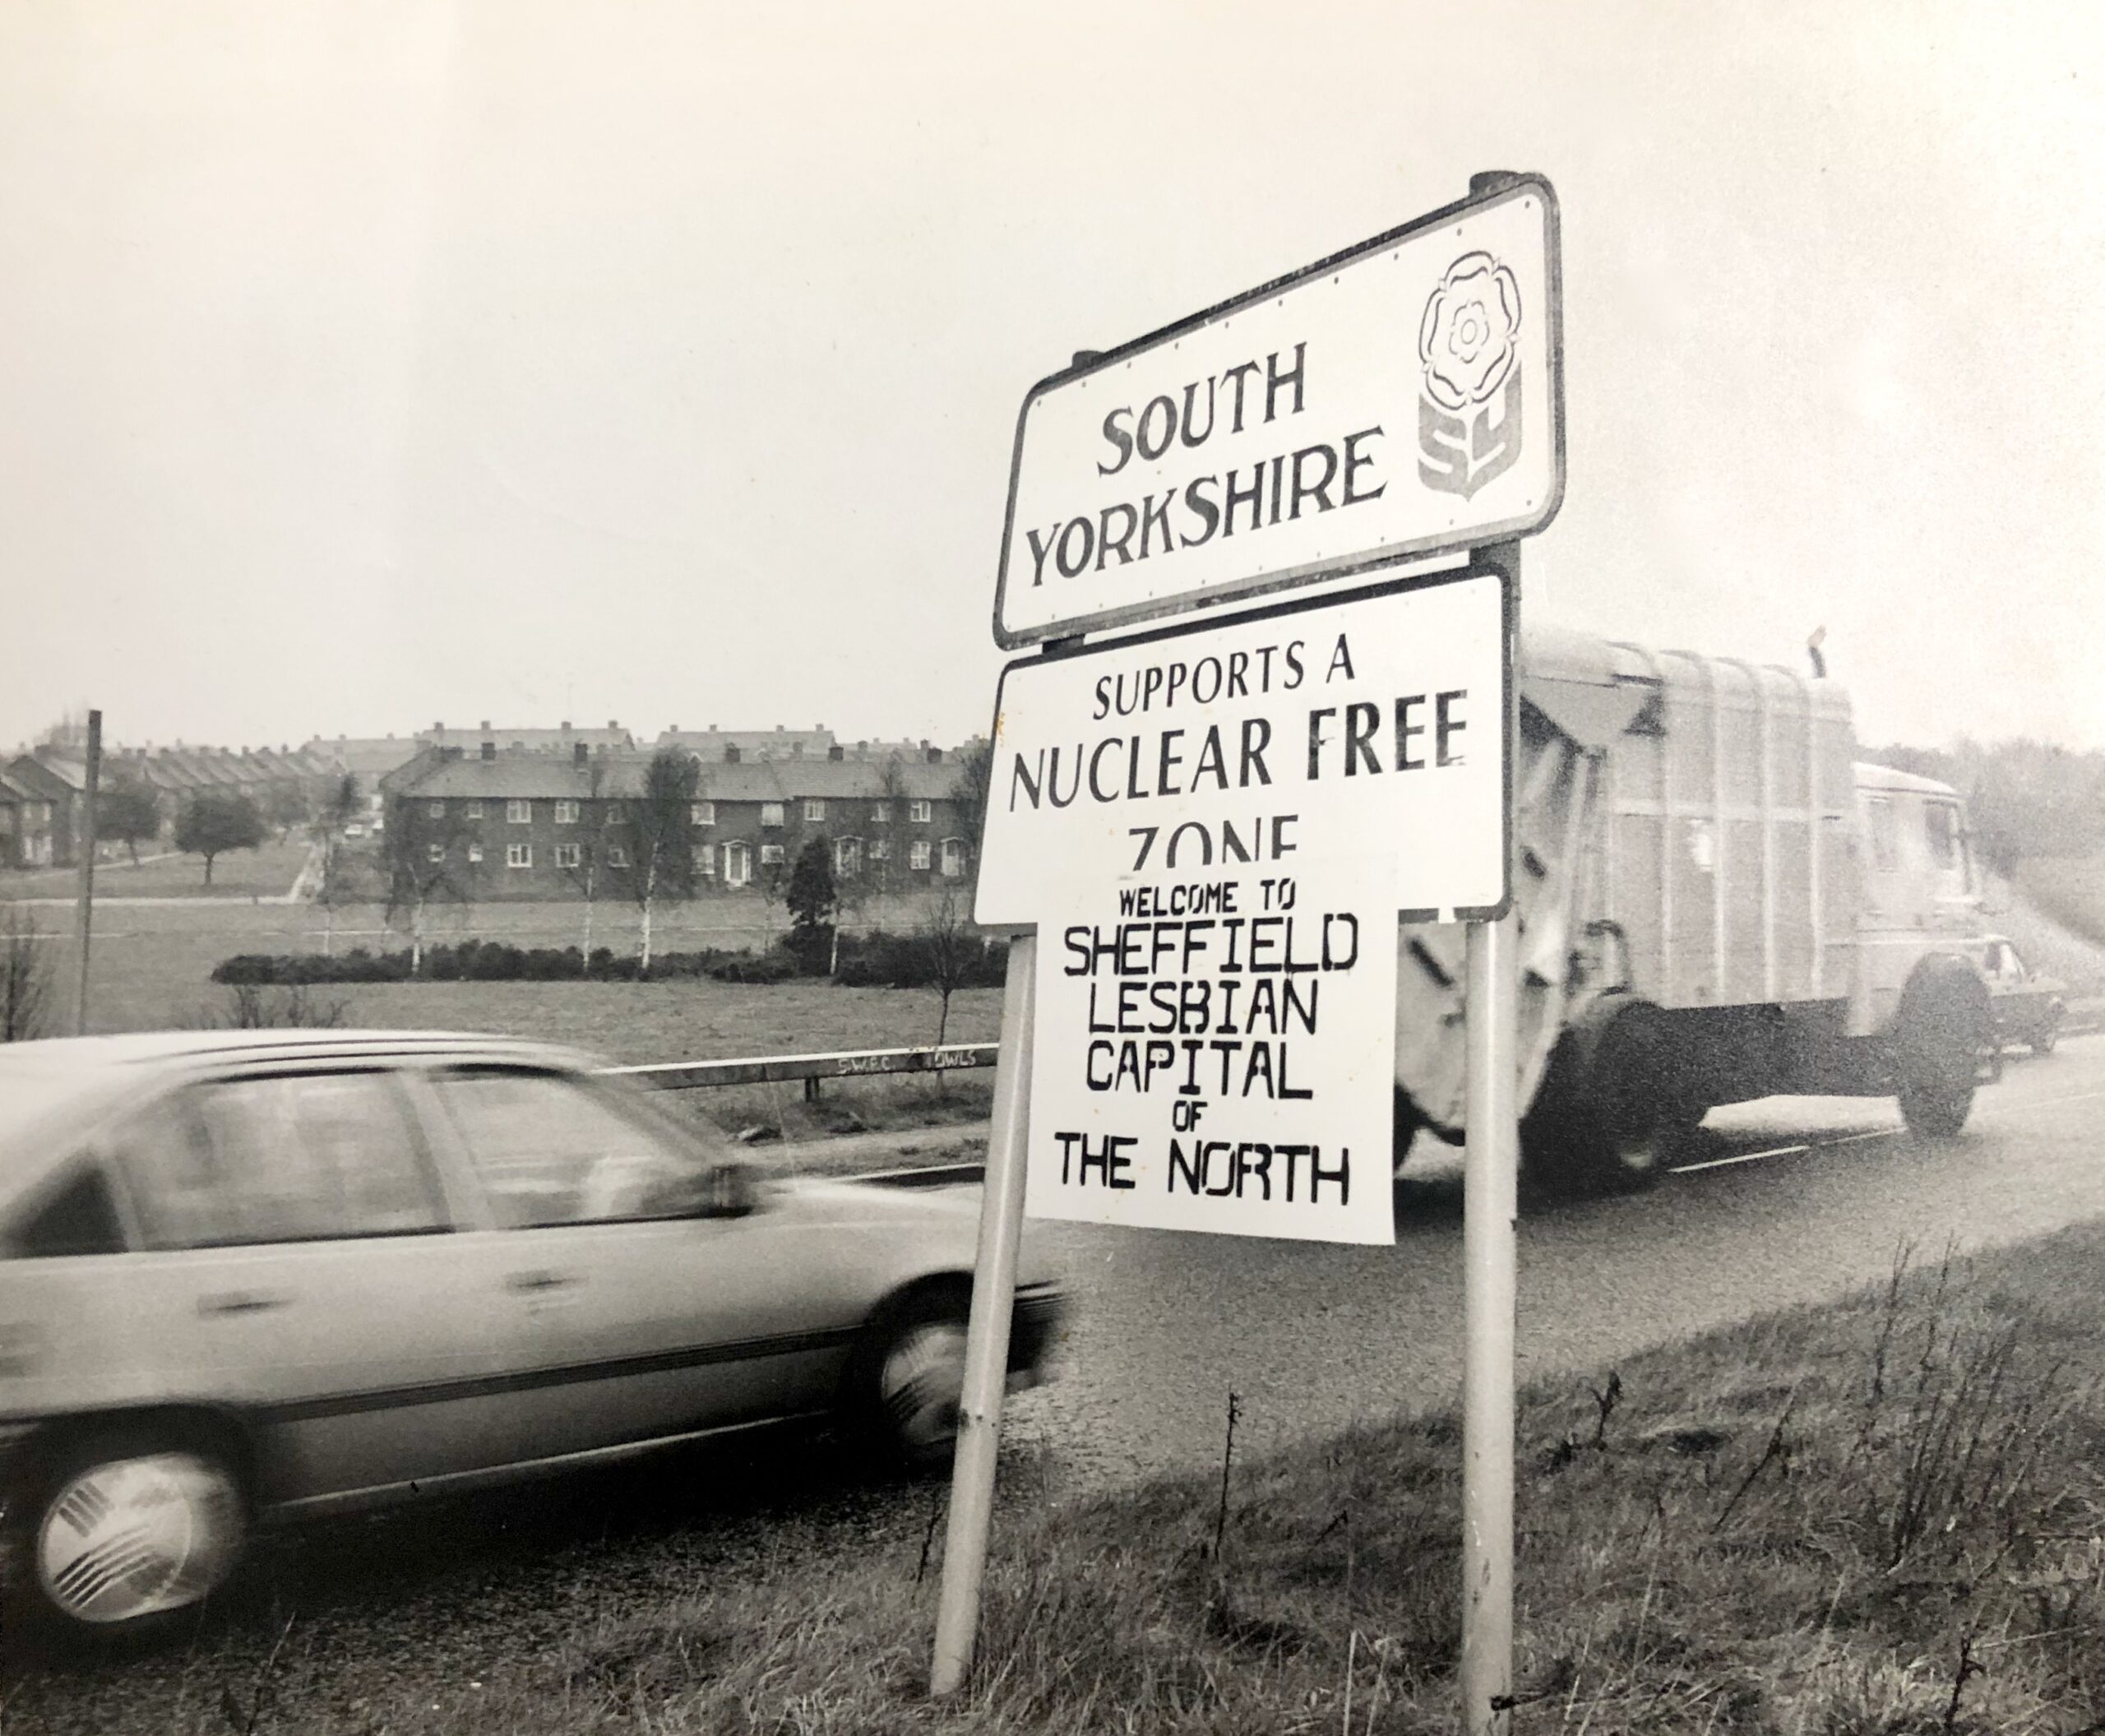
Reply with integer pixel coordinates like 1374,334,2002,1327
1416,251,1523,500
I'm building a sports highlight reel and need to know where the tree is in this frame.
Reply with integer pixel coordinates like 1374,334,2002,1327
0,903,55,1042
613,748,701,974
263,781,312,836
558,761,616,974
174,791,266,886
311,774,363,956
870,757,909,900
785,836,837,973
95,777,161,866
951,739,992,891
919,884,973,1053
383,799,474,974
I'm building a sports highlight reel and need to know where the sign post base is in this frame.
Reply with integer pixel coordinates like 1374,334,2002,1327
929,930,1038,1697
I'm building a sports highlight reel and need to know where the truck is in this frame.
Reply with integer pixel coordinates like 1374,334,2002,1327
1394,624,1992,1192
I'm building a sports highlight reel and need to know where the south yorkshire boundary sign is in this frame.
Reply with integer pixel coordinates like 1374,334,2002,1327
993,174,1561,647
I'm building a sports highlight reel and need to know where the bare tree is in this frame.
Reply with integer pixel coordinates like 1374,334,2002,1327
613,748,700,974
920,883,973,1052
558,758,617,973
870,757,908,900
311,773,363,957
0,903,55,1042
383,799,474,975
951,738,992,892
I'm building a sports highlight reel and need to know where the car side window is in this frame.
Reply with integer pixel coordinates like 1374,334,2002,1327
432,1069,709,1229
120,1072,446,1249
9,1166,126,1259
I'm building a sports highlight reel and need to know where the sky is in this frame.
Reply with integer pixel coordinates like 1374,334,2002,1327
2,1,2101,757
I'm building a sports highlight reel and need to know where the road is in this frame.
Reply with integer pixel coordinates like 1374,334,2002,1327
1002,1033,2105,1488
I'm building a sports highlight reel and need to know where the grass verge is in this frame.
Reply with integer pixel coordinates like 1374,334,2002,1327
35,1219,2103,1735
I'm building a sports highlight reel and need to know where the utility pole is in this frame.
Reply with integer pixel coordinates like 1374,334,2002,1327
72,709,102,1035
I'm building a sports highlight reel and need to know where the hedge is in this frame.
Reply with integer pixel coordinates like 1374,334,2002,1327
210,928,1005,989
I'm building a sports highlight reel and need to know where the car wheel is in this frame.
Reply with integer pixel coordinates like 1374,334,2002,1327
8,1429,246,1643
2033,1016,2059,1058
847,1287,970,1473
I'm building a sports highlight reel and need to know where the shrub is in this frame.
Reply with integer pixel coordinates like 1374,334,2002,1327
832,928,1008,989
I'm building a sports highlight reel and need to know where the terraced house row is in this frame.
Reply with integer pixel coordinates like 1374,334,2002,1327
383,736,980,898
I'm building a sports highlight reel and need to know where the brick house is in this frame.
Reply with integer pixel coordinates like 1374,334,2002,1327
3,757,77,868
0,767,59,869
385,740,978,900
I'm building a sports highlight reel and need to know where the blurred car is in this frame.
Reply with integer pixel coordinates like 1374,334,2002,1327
0,1031,1064,1641
1978,935,2066,1054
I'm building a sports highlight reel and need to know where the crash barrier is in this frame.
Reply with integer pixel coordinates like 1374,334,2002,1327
604,1041,999,1102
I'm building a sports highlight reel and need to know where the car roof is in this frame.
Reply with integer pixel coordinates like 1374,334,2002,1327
0,1031,609,1205
0,1029,599,1072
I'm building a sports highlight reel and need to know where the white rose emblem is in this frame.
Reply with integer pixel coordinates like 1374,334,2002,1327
1418,252,1522,413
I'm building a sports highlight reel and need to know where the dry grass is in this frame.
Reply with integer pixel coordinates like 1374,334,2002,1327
25,1221,2102,1736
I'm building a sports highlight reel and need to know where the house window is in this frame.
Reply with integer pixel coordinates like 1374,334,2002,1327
760,802,784,829
607,845,629,868
805,799,826,822
554,800,580,825
909,799,932,824
691,802,715,826
723,841,751,887
872,801,891,823
428,842,446,863
427,800,445,819
553,843,581,869
834,837,861,877
507,799,532,824
507,843,532,868
910,840,932,871
465,802,483,821
941,838,966,878
869,839,891,862
760,843,785,866
468,842,483,863
695,845,715,877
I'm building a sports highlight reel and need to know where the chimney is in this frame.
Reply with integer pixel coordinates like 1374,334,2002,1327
668,723,678,734
573,742,589,766
827,743,844,762
479,719,491,731
608,719,618,731
481,741,496,762
927,746,943,763
724,743,741,763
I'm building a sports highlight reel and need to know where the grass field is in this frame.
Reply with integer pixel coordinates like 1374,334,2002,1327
3,837,315,900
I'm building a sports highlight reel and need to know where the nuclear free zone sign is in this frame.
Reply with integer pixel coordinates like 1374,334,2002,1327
1029,856,1398,1243
976,572,1510,928
993,176,1561,646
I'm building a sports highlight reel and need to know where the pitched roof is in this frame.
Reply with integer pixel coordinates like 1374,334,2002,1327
304,736,428,777
655,726,834,761
423,724,636,754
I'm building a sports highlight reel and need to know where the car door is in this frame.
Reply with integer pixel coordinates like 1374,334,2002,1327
421,1065,860,1465
99,1066,510,1508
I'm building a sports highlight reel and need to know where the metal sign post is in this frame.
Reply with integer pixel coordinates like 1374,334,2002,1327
1460,910,1520,1734
1460,536,1522,1735
930,931,1037,1696
72,708,102,1036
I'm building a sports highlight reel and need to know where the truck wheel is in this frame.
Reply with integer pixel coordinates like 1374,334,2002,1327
1895,990,1980,1141
1534,1003,1686,1197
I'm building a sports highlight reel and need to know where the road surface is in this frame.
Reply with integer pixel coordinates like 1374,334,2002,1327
1002,1033,2105,1487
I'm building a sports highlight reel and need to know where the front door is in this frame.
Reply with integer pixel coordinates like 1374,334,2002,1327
723,840,751,888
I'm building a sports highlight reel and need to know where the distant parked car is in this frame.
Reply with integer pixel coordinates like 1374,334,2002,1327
340,822,365,838
1978,936,2066,1054
0,1032,1064,1641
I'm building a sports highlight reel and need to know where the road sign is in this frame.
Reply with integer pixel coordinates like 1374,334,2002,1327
1026,854,1399,1244
993,175,1561,647
976,570,1511,927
